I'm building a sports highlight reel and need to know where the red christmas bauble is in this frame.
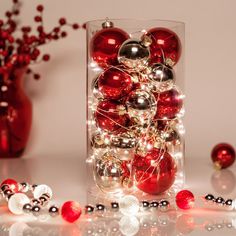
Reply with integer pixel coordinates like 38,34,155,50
211,143,235,169
61,201,82,223
90,27,129,68
154,89,183,119
176,190,195,210
133,148,176,195
1,178,19,192
98,67,133,100
146,27,181,66
95,100,129,133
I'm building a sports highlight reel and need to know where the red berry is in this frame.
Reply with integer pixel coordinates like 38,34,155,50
34,73,40,80
61,31,67,38
52,35,59,40
61,201,82,223
34,16,42,22
13,10,19,15
82,23,86,29
0,20,3,26
1,179,19,192
5,11,12,18
72,23,79,30
37,26,44,32
13,0,18,3
53,27,60,33
36,5,44,12
26,68,32,74
59,18,66,25
42,54,50,61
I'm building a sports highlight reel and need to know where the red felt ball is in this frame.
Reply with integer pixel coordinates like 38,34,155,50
154,89,183,120
98,67,133,100
146,27,181,66
176,190,195,210
95,100,129,133
90,27,129,68
1,179,19,192
61,201,82,223
211,143,235,169
133,148,176,195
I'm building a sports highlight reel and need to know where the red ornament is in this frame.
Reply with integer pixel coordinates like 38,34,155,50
61,201,82,223
133,148,176,195
154,89,183,119
211,143,235,169
95,100,129,133
90,27,129,68
1,178,19,192
176,190,195,210
98,67,133,100
146,27,181,66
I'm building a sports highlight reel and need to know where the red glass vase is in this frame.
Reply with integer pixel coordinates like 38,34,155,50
0,68,32,158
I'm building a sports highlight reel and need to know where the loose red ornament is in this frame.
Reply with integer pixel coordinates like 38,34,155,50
176,190,195,210
90,27,129,68
146,27,181,66
95,100,129,133
133,148,176,195
1,178,19,192
211,143,235,169
61,201,82,223
154,89,183,120
98,67,133,100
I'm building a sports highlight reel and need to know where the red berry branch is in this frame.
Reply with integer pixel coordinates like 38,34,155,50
0,0,80,80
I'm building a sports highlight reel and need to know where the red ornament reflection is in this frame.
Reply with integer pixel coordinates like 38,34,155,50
0,68,32,158
146,27,181,66
98,67,133,100
154,89,183,119
90,27,129,68
61,201,82,223
95,100,129,133
211,143,235,169
133,148,176,195
176,190,195,210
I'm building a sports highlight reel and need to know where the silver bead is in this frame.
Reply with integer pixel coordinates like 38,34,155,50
31,198,41,206
126,89,157,125
118,39,150,70
159,200,170,212
49,206,59,217
85,205,94,214
39,196,49,206
22,203,32,214
96,204,105,211
20,182,29,192
32,205,41,217
148,63,175,92
1,184,10,192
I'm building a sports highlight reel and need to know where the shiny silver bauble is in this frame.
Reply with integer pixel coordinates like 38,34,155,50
91,132,110,149
91,76,103,99
94,152,124,193
148,63,175,92
118,39,150,71
126,89,157,125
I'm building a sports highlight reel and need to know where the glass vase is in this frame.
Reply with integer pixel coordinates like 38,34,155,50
86,19,185,202
0,67,32,158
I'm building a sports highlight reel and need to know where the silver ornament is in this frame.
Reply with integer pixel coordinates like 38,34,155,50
102,19,114,29
91,132,110,149
111,133,136,149
94,152,125,193
118,39,150,70
148,63,175,92
126,89,157,125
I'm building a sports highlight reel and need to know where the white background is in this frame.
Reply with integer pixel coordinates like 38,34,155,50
1,0,236,160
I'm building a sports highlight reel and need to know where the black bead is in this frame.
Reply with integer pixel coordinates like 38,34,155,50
111,202,119,209
225,199,233,206
205,194,215,201
150,201,159,208
215,197,224,204
96,204,105,211
85,205,94,214
142,201,150,208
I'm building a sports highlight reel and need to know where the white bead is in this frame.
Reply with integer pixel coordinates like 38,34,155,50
119,195,140,216
8,193,30,215
119,216,140,236
33,184,52,199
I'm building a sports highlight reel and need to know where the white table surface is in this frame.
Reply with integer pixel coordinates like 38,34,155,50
0,156,236,236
